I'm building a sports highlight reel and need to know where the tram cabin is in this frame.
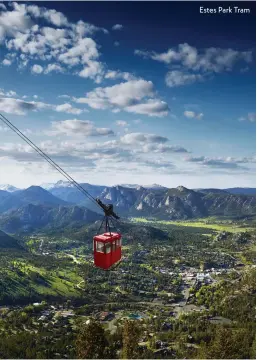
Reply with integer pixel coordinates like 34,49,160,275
93,232,122,270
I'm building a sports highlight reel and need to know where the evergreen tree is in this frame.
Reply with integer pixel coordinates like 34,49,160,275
122,320,141,359
76,319,109,359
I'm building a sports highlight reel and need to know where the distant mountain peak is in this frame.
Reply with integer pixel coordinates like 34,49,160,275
117,183,166,190
55,180,74,187
176,185,188,192
0,184,19,192
25,185,50,193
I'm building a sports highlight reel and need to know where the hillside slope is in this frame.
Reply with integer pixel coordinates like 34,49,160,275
0,204,103,233
0,230,23,249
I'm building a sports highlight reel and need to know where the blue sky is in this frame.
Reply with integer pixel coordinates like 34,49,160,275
0,1,255,188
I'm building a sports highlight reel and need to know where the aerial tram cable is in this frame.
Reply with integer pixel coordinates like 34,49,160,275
0,113,98,208
0,112,122,270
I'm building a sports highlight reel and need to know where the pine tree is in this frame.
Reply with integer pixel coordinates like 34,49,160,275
76,319,109,359
122,320,141,359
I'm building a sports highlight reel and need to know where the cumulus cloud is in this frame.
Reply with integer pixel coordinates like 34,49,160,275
55,103,86,115
136,43,253,87
135,43,252,72
125,99,169,117
112,24,123,31
47,119,114,137
141,143,189,154
104,70,136,81
0,89,17,97
185,155,255,170
74,80,169,117
0,2,109,83
2,58,12,66
0,97,48,115
0,95,85,116
0,3,32,40
184,111,203,120
0,126,189,175
0,141,96,168
116,120,128,127
120,132,168,145
165,71,203,87
31,64,43,74
44,63,65,74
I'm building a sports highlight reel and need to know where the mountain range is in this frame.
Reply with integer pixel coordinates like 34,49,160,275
1,182,256,196
0,182,255,233
0,204,102,233
0,186,68,213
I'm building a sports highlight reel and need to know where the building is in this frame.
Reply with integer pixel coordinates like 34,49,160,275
98,312,114,321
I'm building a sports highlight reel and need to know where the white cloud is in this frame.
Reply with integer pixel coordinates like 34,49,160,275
165,71,203,87
47,119,114,137
125,99,169,117
0,97,49,115
44,63,65,74
116,120,128,127
78,60,105,83
31,64,43,74
0,95,85,116
112,24,123,31
0,4,32,40
185,155,255,170
104,70,136,81
114,41,120,47
184,111,203,120
120,132,168,145
141,143,189,154
74,80,169,117
2,90,17,97
71,19,108,37
55,103,84,115
136,43,253,87
2,58,12,66
135,43,252,72
21,3,68,27
0,3,109,83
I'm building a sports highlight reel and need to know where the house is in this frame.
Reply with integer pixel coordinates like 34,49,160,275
98,312,115,321
60,310,74,318
196,273,205,282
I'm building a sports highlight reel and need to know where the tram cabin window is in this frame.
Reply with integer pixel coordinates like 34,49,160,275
96,241,104,253
105,243,111,254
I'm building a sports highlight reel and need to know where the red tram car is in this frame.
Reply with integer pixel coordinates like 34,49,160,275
93,232,122,270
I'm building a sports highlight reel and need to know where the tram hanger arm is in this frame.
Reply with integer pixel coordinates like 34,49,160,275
95,198,120,219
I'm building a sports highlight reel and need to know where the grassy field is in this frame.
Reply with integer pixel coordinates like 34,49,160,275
0,257,84,304
131,217,256,233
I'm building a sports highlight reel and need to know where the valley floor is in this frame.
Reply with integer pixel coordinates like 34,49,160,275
0,218,255,359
